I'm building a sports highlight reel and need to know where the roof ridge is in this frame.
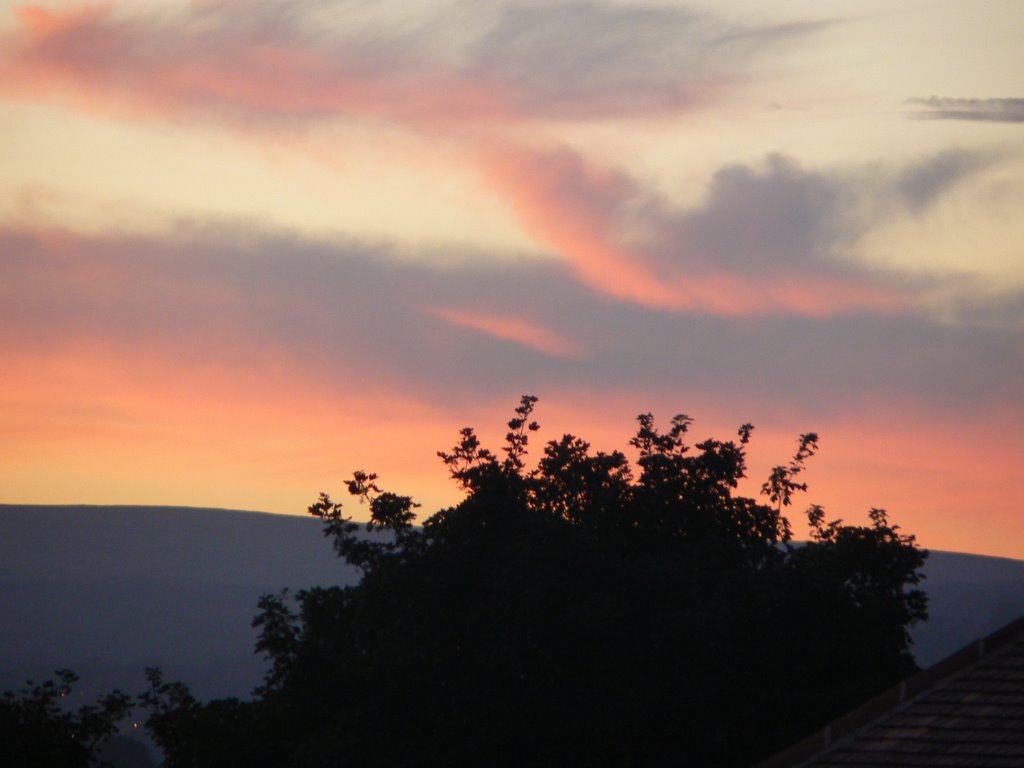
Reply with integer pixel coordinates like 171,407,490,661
756,615,1024,768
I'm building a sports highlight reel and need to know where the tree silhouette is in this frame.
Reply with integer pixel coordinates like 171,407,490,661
143,396,928,766
153,397,921,768
0,669,133,768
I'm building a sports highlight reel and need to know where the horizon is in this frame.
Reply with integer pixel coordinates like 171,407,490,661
2,0,1022,558
3,502,1023,564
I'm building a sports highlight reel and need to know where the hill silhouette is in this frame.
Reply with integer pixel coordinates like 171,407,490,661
0,504,350,702
2,502,1021,705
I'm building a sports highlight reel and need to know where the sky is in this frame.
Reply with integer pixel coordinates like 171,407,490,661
1,0,1022,558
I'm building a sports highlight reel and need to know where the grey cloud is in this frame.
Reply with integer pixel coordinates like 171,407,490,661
469,3,830,118
907,97,1024,123
2,222,1021,416
470,3,708,117
638,147,1005,284
658,154,859,273
896,149,999,214
933,286,1024,333
572,301,1024,414
10,0,829,124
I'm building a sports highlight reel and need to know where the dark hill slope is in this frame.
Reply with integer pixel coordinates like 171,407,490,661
0,505,353,699
1,504,1021,699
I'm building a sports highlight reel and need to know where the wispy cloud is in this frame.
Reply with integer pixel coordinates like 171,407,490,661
467,3,829,120
895,148,1001,213
907,97,1024,123
0,1,827,128
1,2,510,127
478,143,684,309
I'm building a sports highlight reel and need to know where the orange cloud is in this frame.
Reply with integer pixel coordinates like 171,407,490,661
428,307,583,358
479,144,680,308
15,3,107,40
478,143,908,316
1,0,757,128
0,3,521,128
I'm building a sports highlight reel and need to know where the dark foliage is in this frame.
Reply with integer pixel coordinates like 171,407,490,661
139,668,284,768
0,670,133,768
188,397,922,766
13,397,926,766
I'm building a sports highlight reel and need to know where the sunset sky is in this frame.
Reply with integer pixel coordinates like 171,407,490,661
2,0,1022,557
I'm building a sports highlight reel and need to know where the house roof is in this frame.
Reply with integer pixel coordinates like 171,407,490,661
758,616,1024,768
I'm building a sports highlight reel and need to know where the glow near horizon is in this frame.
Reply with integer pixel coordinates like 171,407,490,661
0,0,1022,558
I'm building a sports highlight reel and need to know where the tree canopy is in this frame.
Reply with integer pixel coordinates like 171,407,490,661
0,670,133,768
163,396,925,766
7,397,928,766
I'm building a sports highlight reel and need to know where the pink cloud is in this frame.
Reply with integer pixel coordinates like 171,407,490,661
0,3,520,127
3,0,783,128
478,143,909,317
428,306,583,359
15,3,104,39
479,144,677,307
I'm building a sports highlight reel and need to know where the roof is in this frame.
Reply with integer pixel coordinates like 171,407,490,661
758,616,1024,768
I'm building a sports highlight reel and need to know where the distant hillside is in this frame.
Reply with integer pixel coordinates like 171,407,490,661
0,504,355,701
912,548,1024,665
1,504,1022,701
